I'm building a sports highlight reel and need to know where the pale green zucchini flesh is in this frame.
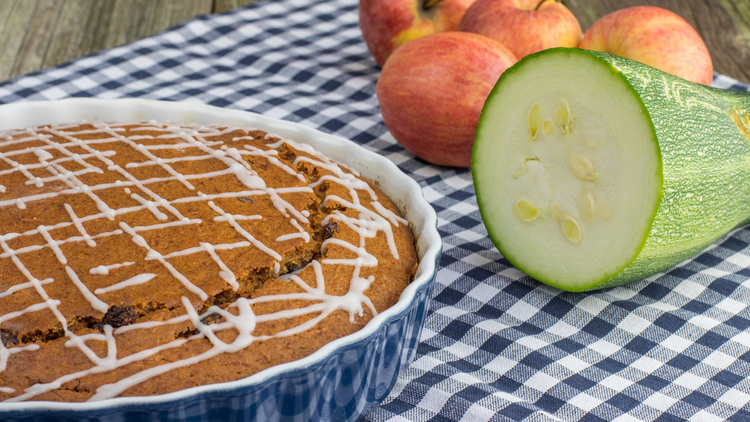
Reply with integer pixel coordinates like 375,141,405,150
473,48,750,291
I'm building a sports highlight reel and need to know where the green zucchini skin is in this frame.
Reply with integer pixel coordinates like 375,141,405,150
591,50,750,289
475,48,750,291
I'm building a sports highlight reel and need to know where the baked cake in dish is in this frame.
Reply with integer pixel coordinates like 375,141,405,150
0,121,418,402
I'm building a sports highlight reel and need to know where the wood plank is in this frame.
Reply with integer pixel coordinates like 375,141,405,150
168,0,212,25
0,0,214,80
0,0,17,78
102,0,212,49
43,0,98,70
0,0,39,81
0,0,748,85
714,0,750,82
563,0,750,83
213,0,264,14
0,0,17,38
145,0,209,37
77,0,116,57
11,0,65,78
104,0,161,48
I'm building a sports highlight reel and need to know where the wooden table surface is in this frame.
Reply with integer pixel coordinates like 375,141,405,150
0,0,749,85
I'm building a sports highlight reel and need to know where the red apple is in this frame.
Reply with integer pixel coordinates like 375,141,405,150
376,32,517,167
458,0,581,60
359,0,477,67
579,6,713,85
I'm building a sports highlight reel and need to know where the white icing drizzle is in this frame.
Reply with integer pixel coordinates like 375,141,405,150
265,136,362,176
94,274,157,295
65,203,96,247
320,238,378,267
309,173,377,201
5,332,191,403
115,314,190,335
65,266,109,313
0,236,69,330
129,193,168,221
72,177,115,220
89,258,378,401
89,262,135,275
278,266,305,282
119,221,208,301
207,201,282,261
0,121,408,402
370,201,408,227
37,225,67,264
239,142,307,183
32,148,54,162
214,214,262,222
0,343,39,372
0,278,53,299
90,266,109,275
105,127,195,191
193,132,312,225
276,218,310,243
0,151,41,187
200,242,239,291
0,301,60,325
133,219,201,233
154,241,247,291
171,187,312,206
0,230,123,259
266,187,309,224
42,127,191,223
323,198,400,260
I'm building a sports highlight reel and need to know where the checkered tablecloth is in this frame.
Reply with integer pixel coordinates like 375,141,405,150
2,0,750,420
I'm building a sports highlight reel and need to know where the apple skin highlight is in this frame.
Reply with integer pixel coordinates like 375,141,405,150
579,6,713,85
376,32,517,167
359,0,477,67
459,0,581,59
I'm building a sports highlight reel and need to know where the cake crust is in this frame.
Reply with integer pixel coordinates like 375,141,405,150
0,122,417,402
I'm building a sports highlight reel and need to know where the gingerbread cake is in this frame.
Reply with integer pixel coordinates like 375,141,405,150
0,121,418,402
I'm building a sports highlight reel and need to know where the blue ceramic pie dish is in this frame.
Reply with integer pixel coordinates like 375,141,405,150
0,98,442,422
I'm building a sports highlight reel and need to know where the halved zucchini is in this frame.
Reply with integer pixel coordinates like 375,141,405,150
473,48,750,291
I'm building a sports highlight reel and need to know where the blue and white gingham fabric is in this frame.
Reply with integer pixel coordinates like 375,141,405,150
2,0,750,420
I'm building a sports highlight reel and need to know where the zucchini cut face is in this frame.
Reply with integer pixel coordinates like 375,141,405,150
472,49,662,291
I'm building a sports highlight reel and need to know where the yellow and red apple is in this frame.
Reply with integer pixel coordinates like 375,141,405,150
458,0,581,60
580,6,713,85
376,32,517,167
359,0,477,67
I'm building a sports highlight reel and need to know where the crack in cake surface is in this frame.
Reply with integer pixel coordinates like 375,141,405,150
0,121,417,402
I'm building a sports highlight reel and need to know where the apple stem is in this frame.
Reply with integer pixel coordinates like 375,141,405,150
535,0,554,11
423,0,444,10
